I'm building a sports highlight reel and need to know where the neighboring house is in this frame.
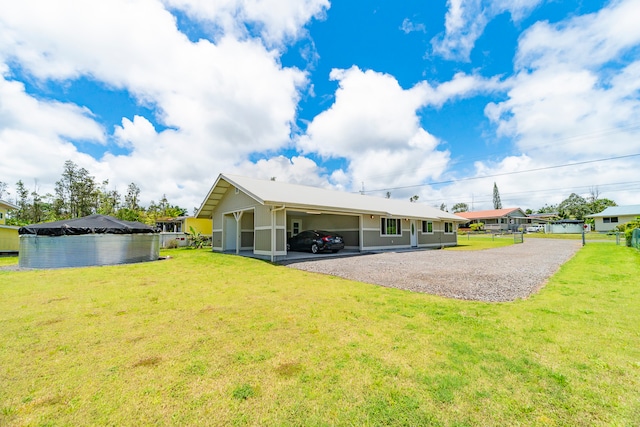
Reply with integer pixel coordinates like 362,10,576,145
456,208,528,232
195,174,467,262
585,205,640,232
0,200,19,254
156,216,213,248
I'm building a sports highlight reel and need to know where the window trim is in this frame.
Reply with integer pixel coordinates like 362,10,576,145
444,222,454,234
422,220,433,234
381,218,402,236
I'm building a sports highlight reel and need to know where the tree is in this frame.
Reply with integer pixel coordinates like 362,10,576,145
586,186,616,215
409,195,419,203
124,182,141,211
96,180,120,216
14,180,30,224
452,203,469,213
537,204,558,214
558,193,589,220
439,203,448,212
53,160,99,219
492,182,502,209
0,181,7,200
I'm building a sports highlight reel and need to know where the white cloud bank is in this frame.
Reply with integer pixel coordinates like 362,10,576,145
0,0,318,210
460,0,640,209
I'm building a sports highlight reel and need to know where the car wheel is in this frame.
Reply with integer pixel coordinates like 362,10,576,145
311,243,319,254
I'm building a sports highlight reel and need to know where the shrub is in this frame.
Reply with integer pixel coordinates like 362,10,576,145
470,222,484,232
165,239,179,249
616,217,640,247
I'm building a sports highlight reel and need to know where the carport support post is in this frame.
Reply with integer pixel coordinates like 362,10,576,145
233,211,243,255
270,205,286,262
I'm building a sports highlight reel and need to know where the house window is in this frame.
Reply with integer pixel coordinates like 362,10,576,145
603,217,618,223
422,221,433,233
381,218,402,236
0,212,3,219
444,222,454,233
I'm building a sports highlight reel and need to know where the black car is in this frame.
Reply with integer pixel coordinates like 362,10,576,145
287,230,345,254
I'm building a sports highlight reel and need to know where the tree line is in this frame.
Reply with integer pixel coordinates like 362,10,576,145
0,160,186,226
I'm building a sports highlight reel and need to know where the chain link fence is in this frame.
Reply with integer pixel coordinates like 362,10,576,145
631,228,640,250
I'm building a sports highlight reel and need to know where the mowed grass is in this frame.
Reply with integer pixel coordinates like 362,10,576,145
1,244,639,426
447,234,516,250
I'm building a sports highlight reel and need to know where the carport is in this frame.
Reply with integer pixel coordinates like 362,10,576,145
285,210,360,250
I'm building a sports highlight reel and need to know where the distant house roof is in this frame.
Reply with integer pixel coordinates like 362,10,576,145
196,174,467,222
0,199,18,210
456,208,525,221
586,205,640,218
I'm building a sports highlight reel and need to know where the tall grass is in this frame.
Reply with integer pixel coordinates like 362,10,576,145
1,244,639,426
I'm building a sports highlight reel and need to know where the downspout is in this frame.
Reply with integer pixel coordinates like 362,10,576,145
270,205,286,262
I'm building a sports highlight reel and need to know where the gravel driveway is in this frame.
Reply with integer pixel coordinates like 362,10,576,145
284,238,582,302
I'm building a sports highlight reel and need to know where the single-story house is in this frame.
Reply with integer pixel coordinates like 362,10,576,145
0,199,19,255
456,208,528,232
156,216,213,248
585,205,640,232
195,174,467,262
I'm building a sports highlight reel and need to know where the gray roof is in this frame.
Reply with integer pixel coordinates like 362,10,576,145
586,204,640,218
0,199,18,210
197,173,467,222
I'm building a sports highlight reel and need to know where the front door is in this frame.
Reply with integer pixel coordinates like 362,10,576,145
410,220,417,247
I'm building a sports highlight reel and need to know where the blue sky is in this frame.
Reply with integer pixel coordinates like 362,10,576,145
1,0,639,212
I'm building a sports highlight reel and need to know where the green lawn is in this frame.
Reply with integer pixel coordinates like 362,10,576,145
448,234,516,250
1,243,639,426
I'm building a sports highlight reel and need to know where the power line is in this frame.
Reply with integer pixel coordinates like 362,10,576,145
354,122,640,183
360,153,640,194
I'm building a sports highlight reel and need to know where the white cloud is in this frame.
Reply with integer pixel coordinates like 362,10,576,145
162,0,329,45
400,18,426,34
0,0,318,209
432,0,543,61
295,66,504,197
516,0,640,70
466,0,640,209
0,75,104,185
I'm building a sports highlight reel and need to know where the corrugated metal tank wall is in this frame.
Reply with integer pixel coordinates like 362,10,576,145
19,234,160,268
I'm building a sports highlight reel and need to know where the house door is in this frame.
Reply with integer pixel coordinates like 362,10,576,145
224,215,237,252
292,220,301,236
410,220,418,247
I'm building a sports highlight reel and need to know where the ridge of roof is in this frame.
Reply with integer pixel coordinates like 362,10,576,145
585,204,640,217
0,199,18,210
456,208,522,219
198,173,467,222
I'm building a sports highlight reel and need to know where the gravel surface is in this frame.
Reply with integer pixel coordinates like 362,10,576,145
284,238,583,302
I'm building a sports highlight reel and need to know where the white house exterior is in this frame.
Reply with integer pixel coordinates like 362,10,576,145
586,205,640,232
195,174,467,261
